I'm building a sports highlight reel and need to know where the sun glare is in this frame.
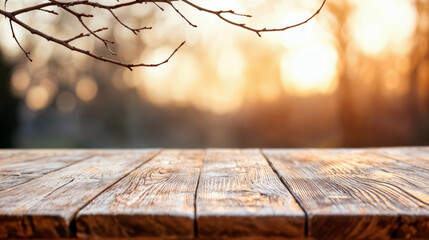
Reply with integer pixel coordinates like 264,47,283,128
281,42,339,96
348,0,417,56
127,0,417,112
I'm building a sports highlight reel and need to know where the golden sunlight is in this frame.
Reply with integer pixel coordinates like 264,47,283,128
125,0,418,112
348,0,417,56
280,42,339,96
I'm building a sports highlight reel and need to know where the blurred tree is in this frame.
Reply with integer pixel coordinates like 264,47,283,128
412,0,429,144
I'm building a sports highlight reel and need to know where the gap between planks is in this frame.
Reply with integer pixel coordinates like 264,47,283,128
261,149,310,237
0,151,95,191
195,149,305,238
7,148,427,239
74,149,306,239
193,155,203,239
76,150,205,238
0,149,162,238
68,149,164,237
263,148,429,240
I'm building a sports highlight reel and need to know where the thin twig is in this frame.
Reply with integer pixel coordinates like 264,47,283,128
9,20,32,61
0,0,327,69
181,0,326,37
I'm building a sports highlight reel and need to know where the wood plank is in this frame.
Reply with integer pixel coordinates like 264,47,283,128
368,147,429,238
0,149,159,238
0,151,92,191
76,149,204,238
0,149,137,162
0,149,49,159
374,147,429,169
0,150,22,159
264,149,429,240
196,149,305,238
0,150,72,163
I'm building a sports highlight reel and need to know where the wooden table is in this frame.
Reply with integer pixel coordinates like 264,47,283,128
0,148,428,240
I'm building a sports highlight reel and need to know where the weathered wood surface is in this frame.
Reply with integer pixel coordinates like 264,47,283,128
370,148,429,238
264,149,429,240
0,150,159,238
196,149,305,238
0,151,92,191
374,147,429,169
0,148,429,239
76,150,204,238
0,150,79,163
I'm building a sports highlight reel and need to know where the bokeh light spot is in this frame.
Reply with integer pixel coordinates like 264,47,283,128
26,86,50,111
76,77,98,102
11,69,31,97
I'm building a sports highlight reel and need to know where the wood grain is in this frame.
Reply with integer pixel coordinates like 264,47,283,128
368,147,429,238
76,150,204,238
0,150,25,160
264,149,429,240
0,150,73,163
0,149,159,238
374,147,429,169
196,149,305,238
0,151,92,191
1,148,428,239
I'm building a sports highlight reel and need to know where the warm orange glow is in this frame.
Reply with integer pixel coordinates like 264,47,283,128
131,1,342,113
139,47,179,105
259,81,281,103
348,0,417,55
11,69,31,97
212,48,245,113
417,60,429,102
76,77,98,102
26,86,50,111
383,70,408,97
133,0,417,112
281,43,338,96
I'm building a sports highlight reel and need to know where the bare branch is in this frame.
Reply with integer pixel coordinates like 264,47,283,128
108,8,152,35
151,1,165,11
9,20,32,62
38,8,59,15
181,0,327,37
0,0,327,68
167,1,197,28
0,8,185,70
64,27,108,43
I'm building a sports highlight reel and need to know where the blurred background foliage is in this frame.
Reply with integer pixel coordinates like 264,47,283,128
0,0,428,148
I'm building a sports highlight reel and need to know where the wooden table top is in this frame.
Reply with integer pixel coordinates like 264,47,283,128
0,148,428,240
